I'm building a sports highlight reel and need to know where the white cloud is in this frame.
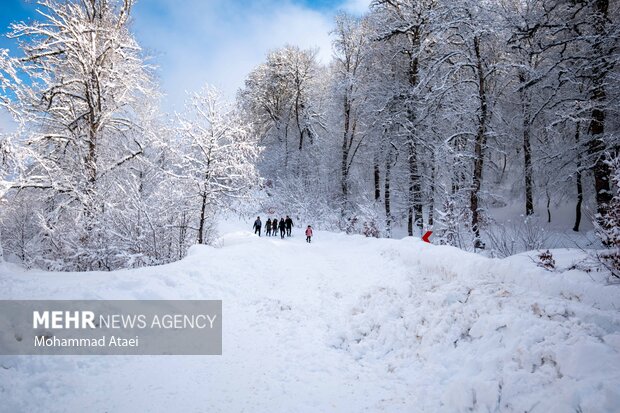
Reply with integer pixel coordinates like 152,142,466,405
0,107,17,134
342,0,372,15
131,0,335,112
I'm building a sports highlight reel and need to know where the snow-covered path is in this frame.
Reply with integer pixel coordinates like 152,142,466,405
1,227,619,412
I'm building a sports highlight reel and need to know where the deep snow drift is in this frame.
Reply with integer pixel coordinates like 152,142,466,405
1,225,619,412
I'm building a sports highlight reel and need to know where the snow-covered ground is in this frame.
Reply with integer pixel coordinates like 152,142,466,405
1,221,619,412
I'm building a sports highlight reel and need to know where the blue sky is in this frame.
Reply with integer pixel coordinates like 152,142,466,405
0,0,370,120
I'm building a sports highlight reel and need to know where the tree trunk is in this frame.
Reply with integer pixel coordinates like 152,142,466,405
519,71,534,216
374,158,381,201
284,123,289,173
574,122,583,232
197,192,208,244
295,90,305,151
341,94,352,219
588,0,612,218
385,148,392,238
546,188,551,223
0,228,4,263
178,211,187,259
407,139,423,236
405,31,423,237
83,121,99,233
589,91,612,216
470,35,488,249
428,148,435,227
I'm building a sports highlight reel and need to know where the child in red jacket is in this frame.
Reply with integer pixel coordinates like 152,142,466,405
305,225,313,243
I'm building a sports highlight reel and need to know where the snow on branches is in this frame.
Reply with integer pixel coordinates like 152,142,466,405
176,85,260,244
1,0,158,269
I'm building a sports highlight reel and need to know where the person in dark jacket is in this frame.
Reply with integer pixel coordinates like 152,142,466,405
265,218,272,236
273,218,279,236
253,216,262,236
285,215,293,236
279,218,286,239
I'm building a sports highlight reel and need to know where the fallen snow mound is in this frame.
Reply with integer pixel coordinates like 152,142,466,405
331,241,620,412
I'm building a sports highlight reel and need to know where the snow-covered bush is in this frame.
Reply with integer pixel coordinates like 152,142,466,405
363,221,380,238
486,217,550,258
537,250,556,271
344,216,360,235
435,197,469,248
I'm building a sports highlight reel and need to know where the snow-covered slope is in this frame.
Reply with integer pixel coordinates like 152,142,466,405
1,227,619,412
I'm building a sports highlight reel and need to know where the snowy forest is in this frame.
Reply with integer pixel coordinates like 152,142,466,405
0,0,618,272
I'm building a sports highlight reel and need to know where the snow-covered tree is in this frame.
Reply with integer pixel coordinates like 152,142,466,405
0,48,19,198
371,0,439,236
0,49,19,262
177,85,260,244
331,13,371,222
238,45,330,220
2,0,156,269
239,46,323,176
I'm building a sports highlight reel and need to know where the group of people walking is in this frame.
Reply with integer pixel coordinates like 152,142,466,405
253,216,313,243
253,216,293,238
